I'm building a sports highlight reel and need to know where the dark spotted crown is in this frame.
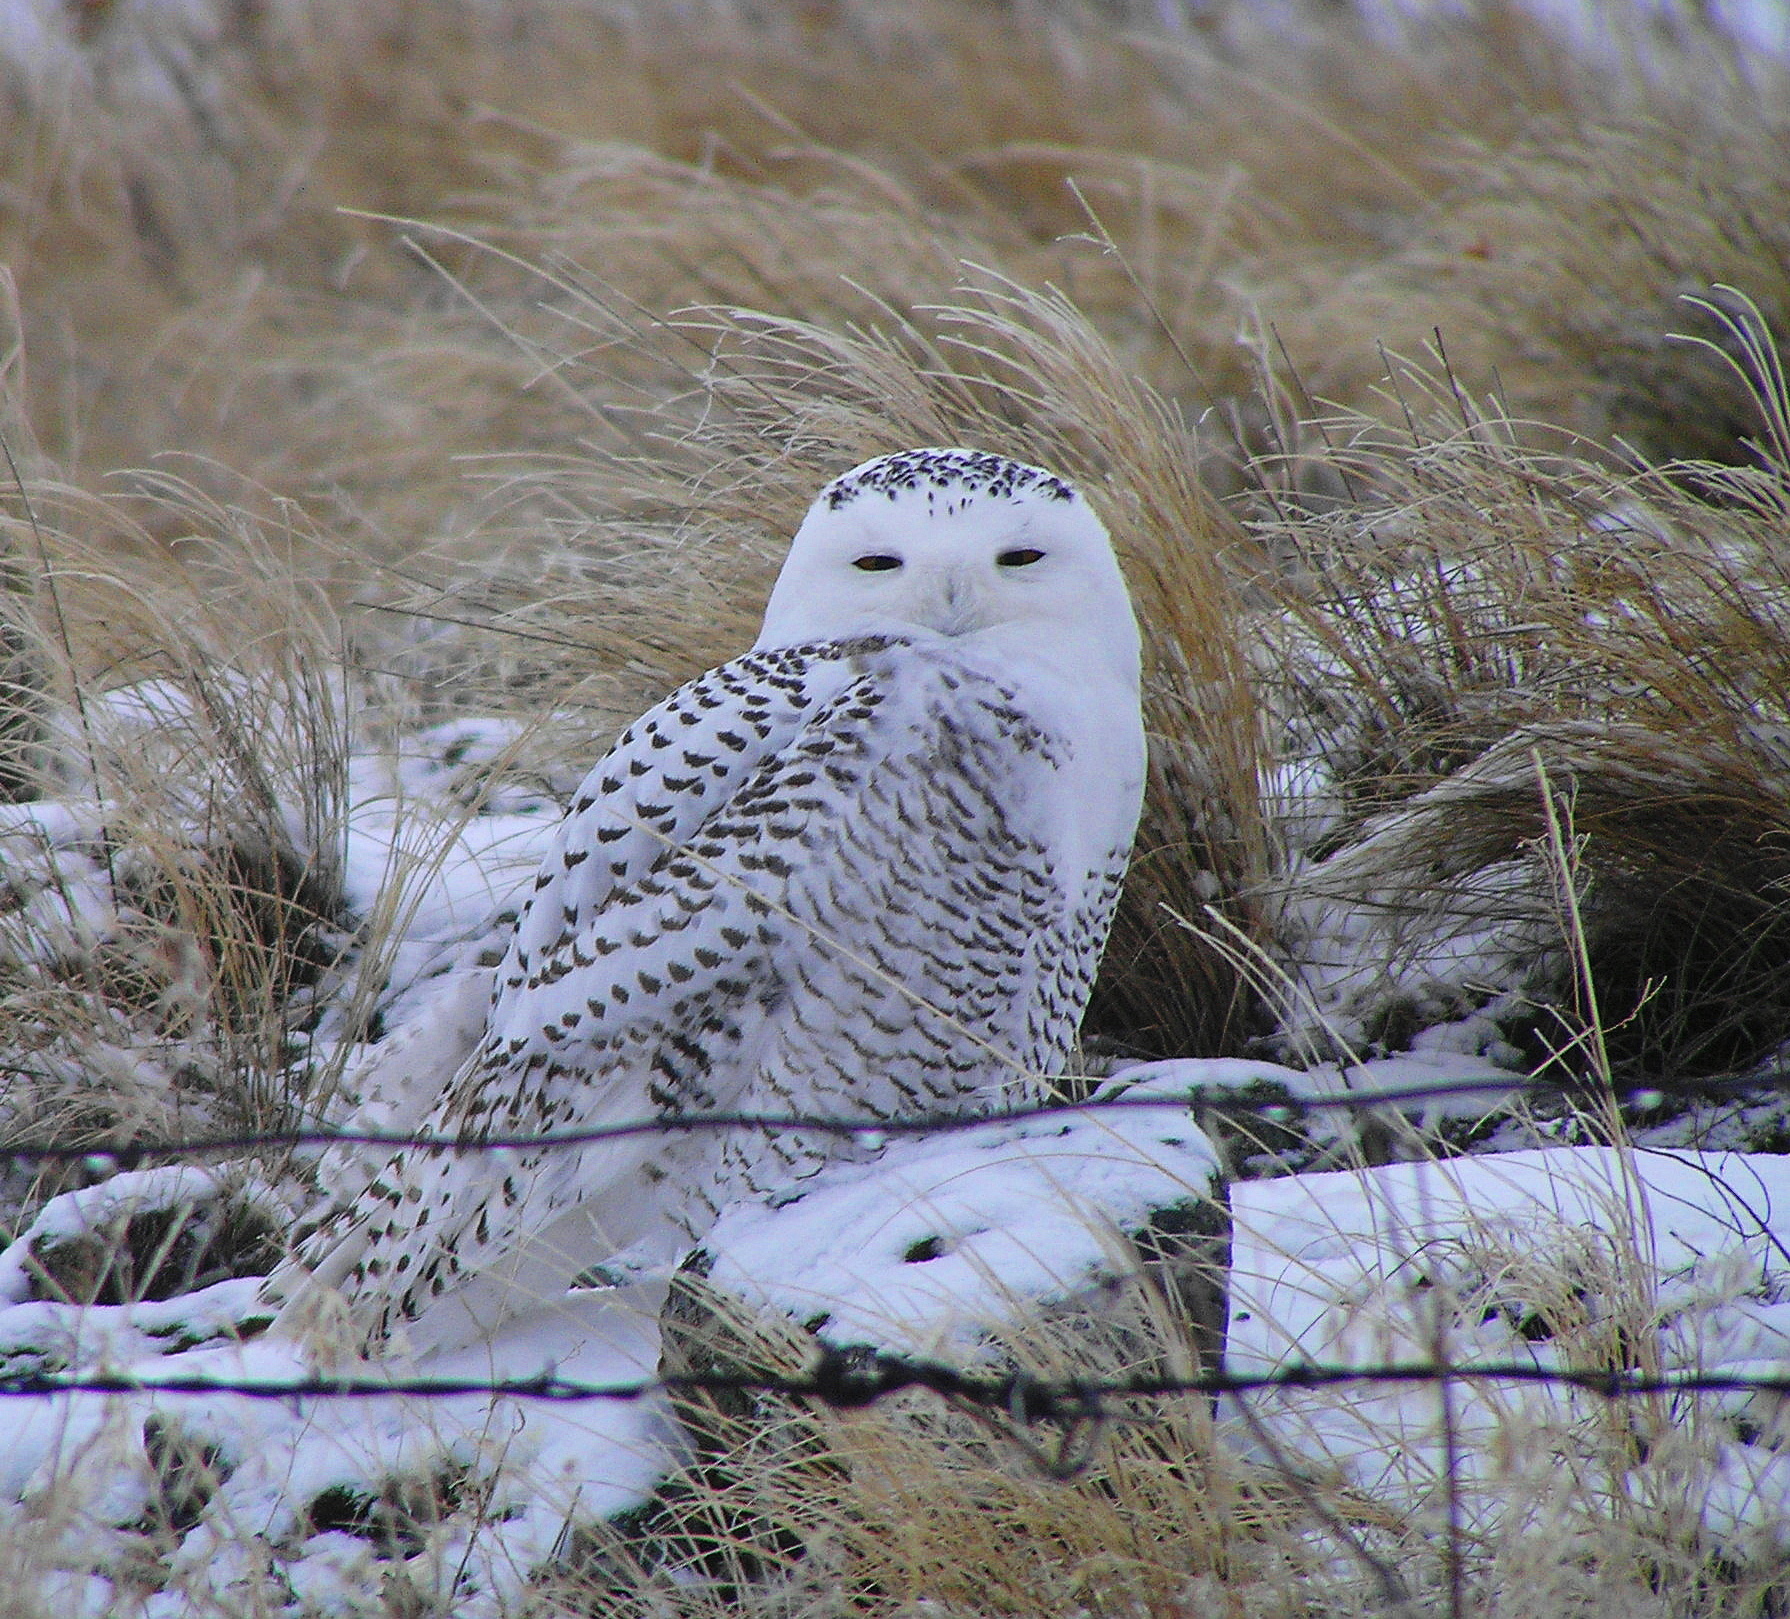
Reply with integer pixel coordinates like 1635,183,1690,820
822,447,1077,512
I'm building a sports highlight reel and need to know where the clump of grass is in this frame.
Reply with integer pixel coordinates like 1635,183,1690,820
540,1191,1790,1619
6,3,1790,1614
1248,323,1790,1080
1264,92,1790,470
558,1264,1335,1619
0,480,361,1239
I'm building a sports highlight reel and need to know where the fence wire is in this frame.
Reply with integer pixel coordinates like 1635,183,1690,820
3,1068,1789,1423
1,1066,1785,1167
4,1354,1790,1410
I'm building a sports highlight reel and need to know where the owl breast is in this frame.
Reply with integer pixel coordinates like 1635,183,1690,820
486,640,1124,1229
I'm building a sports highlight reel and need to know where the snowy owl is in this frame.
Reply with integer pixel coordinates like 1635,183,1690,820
266,448,1145,1355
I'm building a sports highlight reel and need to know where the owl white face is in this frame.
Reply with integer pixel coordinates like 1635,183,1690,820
757,448,1140,686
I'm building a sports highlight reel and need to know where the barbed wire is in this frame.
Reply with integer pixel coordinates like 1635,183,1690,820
4,1349,1788,1414
3,1067,1787,1167
3,1069,1787,1446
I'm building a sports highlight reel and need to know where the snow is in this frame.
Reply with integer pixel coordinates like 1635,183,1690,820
699,1106,1222,1357
1112,1048,1524,1120
337,717,563,940
2,1296,673,1618
1226,1148,1790,1542
0,799,116,965
0,1278,268,1386
0,1167,281,1308
148,1300,672,1615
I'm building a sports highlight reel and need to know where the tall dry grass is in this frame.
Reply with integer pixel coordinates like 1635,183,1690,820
1248,321,1790,1080
4,0,1789,1242
5,0,1790,1613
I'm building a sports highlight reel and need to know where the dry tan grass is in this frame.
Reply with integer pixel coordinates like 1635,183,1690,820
555,1266,1353,1619
0,486,359,1236
7,0,1758,504
1261,69,1790,462
1247,333,1790,1077
531,1238,1790,1619
5,2,1790,1614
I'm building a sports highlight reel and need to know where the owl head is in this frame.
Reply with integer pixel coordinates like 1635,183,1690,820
757,448,1139,687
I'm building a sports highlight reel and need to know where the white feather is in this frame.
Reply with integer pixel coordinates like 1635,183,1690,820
265,448,1145,1357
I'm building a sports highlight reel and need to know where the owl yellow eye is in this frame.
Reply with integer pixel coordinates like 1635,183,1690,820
998,547,1046,567
853,554,903,572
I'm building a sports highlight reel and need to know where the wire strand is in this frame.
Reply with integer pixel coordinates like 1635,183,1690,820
4,1069,1784,1165
4,1351,1788,1410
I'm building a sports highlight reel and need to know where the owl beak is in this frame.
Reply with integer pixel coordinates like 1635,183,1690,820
917,567,986,638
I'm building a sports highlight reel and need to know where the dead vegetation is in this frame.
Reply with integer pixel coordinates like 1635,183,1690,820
5,0,1790,1612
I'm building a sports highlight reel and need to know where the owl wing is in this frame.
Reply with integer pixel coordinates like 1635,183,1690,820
266,636,900,1349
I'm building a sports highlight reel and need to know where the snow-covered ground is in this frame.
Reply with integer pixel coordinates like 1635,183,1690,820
3,0,1790,1604
2,671,1788,1609
5,1102,1787,1608
1229,1148,1790,1556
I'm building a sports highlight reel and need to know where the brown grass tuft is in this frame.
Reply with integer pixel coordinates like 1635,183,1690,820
7,2,1790,1611
1250,344,1790,1077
